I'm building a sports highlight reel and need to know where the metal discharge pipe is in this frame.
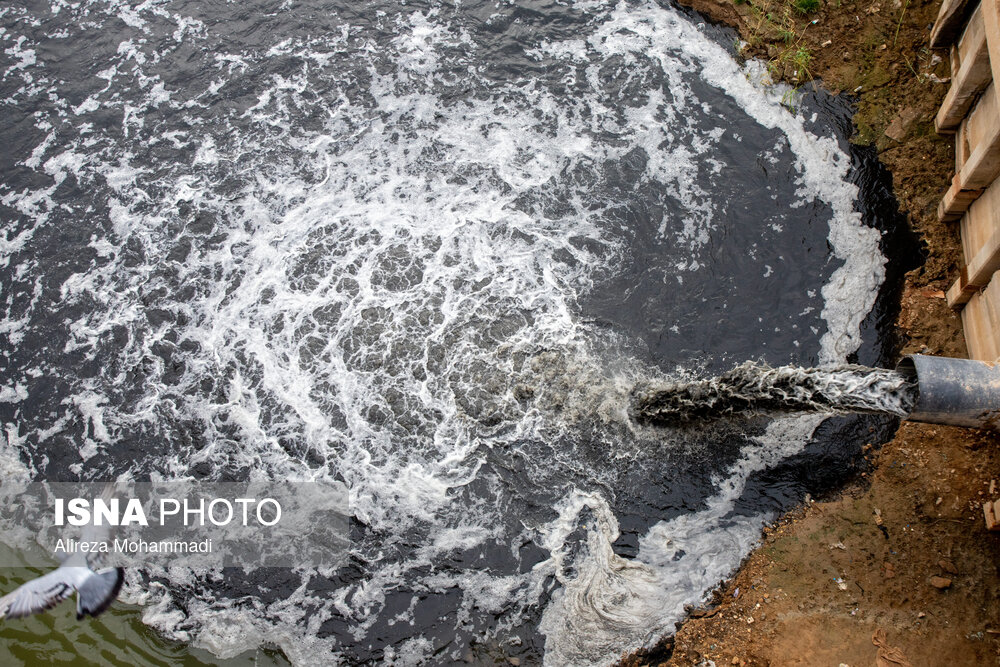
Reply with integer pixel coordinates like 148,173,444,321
897,354,1000,428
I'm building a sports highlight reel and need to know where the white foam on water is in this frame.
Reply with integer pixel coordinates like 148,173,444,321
533,2,884,665
538,414,825,665
0,423,32,486
0,0,888,664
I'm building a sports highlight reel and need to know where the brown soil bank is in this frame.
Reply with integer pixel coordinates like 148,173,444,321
623,0,1000,664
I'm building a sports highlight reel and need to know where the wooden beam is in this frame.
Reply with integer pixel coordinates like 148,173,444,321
936,5,992,133
932,0,978,48
952,85,1000,191
948,266,977,307
956,117,971,172
983,0,1000,87
955,124,1000,190
961,172,1000,261
938,175,985,221
967,79,1000,148
946,222,1000,307
961,272,1000,360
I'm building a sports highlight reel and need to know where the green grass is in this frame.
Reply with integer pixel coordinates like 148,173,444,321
791,46,812,79
733,0,819,83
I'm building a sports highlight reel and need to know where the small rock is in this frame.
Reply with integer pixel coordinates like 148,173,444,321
508,659,520,666
938,559,959,575
732,657,741,665
929,575,952,589
884,107,921,142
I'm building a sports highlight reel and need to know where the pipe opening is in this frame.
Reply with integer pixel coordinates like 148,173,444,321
894,356,919,413
893,354,1000,429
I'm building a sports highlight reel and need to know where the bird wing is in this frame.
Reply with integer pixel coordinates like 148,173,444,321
75,567,124,620
0,567,90,619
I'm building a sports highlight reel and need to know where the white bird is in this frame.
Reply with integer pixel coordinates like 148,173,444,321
0,563,123,620
0,487,124,620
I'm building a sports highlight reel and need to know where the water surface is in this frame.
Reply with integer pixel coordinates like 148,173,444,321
0,0,907,664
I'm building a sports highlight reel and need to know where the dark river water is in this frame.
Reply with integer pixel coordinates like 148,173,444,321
0,0,914,664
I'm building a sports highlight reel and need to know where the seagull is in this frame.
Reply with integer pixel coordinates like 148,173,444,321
0,488,124,621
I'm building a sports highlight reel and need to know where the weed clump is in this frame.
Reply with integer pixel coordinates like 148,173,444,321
734,0,820,83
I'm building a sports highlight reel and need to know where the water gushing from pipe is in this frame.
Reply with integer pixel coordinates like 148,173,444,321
631,362,918,425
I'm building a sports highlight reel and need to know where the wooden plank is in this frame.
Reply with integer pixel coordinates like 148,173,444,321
979,289,999,359
936,5,992,133
959,5,989,64
961,272,1000,360
963,0,1000,202
963,289,984,354
984,0,1000,81
967,78,999,147
956,116,971,172
976,299,997,359
946,215,1000,308
962,294,984,355
938,174,985,221
932,0,977,48
983,279,1000,357
960,282,985,358
948,266,977,306
962,174,1000,260
953,84,1000,191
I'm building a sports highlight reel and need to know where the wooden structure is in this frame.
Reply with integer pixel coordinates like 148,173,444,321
934,0,1000,361
933,0,1000,530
